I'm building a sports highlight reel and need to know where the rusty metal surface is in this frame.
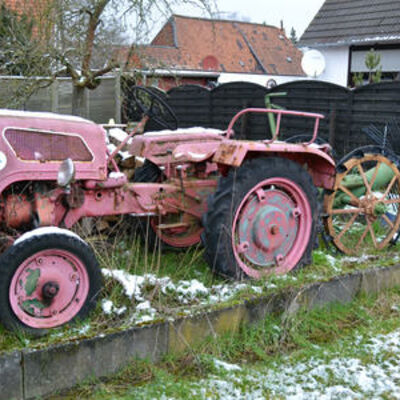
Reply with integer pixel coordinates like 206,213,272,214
213,140,336,189
129,130,223,165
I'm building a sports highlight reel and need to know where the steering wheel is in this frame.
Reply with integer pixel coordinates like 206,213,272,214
131,86,178,130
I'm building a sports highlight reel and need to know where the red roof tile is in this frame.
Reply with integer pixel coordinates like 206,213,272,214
134,15,304,76
2,0,53,37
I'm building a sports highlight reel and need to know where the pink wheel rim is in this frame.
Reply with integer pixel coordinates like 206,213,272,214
232,177,312,278
9,249,89,329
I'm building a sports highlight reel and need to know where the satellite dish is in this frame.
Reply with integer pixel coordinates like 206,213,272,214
301,49,326,78
266,79,277,89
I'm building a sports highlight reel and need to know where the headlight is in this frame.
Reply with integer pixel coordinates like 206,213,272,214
0,151,7,171
57,158,75,187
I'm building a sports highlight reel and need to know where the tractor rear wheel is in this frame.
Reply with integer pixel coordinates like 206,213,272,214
202,157,318,279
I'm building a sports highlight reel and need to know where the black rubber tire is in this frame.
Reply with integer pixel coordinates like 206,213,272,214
202,157,319,280
134,159,163,183
0,233,102,335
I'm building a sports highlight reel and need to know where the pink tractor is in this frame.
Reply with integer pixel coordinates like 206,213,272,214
0,87,336,334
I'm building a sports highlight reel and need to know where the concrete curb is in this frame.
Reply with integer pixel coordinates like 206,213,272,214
2,264,400,399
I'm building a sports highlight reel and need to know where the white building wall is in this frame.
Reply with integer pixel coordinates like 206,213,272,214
218,72,306,86
317,46,349,86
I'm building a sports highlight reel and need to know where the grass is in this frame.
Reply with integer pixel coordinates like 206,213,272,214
48,286,400,399
0,218,400,355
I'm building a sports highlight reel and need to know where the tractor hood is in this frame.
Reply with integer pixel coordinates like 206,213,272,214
0,110,107,193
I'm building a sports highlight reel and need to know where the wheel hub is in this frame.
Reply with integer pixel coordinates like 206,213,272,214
238,189,299,268
42,281,60,300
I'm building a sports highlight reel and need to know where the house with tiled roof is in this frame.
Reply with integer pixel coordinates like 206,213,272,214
300,0,400,86
128,15,305,90
1,0,52,38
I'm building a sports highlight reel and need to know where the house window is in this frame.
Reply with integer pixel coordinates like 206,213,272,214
350,45,400,85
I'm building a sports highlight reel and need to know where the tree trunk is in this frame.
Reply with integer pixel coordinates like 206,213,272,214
71,85,87,117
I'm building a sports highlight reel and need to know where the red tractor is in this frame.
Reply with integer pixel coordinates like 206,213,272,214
0,86,379,334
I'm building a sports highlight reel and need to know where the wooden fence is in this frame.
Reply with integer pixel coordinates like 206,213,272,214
0,75,121,124
2,75,400,159
150,80,400,159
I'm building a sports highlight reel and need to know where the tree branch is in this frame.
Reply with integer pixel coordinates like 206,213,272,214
81,0,110,73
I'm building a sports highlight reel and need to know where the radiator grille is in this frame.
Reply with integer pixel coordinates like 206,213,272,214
5,129,93,162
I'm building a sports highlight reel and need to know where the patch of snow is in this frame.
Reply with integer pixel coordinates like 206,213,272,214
174,279,209,304
0,109,94,123
214,359,241,372
185,329,400,400
135,314,156,323
144,127,224,137
101,299,127,316
77,324,90,335
101,269,146,301
119,151,133,160
14,227,85,246
340,254,376,264
109,171,126,179
136,300,152,311
108,128,129,143
101,268,267,325
102,299,114,314
174,151,210,160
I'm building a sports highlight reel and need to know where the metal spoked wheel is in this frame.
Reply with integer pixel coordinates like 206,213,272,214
324,146,400,255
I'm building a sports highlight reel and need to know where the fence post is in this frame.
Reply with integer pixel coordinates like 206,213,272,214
328,107,336,148
51,79,59,113
85,88,90,119
115,72,122,123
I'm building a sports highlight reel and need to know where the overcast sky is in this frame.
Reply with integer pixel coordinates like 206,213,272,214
151,0,325,40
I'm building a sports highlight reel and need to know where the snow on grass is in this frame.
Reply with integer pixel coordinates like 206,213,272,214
340,254,378,264
102,269,147,301
214,359,241,372
158,329,400,399
101,268,264,322
101,299,127,316
101,247,389,323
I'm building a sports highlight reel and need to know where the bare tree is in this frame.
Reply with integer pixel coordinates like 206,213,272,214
37,0,216,116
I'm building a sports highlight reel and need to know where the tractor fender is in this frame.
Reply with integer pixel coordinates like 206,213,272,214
212,140,336,190
172,141,219,163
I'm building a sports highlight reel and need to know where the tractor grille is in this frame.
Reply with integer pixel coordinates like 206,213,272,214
5,129,93,162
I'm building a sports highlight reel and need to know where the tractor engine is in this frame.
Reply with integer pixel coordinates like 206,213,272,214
1,182,60,231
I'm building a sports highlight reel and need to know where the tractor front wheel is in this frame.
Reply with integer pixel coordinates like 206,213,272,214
0,229,102,335
203,158,318,279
